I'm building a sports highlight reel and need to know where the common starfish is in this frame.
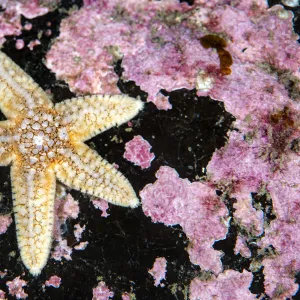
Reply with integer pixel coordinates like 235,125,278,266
0,51,143,275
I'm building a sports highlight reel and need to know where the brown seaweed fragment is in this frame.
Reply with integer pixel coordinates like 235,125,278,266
200,34,233,75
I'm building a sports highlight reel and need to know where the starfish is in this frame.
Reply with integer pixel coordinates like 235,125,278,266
0,51,143,275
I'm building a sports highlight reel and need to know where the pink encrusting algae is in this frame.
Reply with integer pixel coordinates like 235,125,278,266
234,235,251,258
207,106,299,298
15,39,25,50
92,281,114,300
189,270,255,300
0,0,60,46
44,0,222,108
140,166,229,275
45,275,61,288
27,39,41,51
148,257,167,287
74,241,89,250
123,135,155,169
51,193,81,261
6,276,28,299
0,215,12,234
45,0,300,110
74,224,86,241
51,239,73,262
55,193,80,225
92,198,110,217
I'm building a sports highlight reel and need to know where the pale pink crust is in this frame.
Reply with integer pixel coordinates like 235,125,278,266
92,281,114,300
74,241,88,250
27,39,41,51
53,193,80,241
123,135,155,169
140,166,228,274
234,235,251,258
92,198,110,217
74,223,86,241
0,215,12,234
51,239,72,261
0,289,6,299
6,276,28,299
205,4,300,75
207,106,300,298
0,0,59,46
57,193,80,221
46,0,300,110
257,154,300,299
148,257,167,287
15,39,25,50
45,275,61,288
23,23,33,31
189,270,255,300
151,94,172,111
207,131,268,235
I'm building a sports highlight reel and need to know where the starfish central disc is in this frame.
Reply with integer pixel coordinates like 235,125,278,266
16,110,66,166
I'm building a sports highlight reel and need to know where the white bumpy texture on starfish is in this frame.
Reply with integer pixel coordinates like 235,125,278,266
0,51,143,275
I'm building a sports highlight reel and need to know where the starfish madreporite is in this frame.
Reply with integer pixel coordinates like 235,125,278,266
0,51,143,275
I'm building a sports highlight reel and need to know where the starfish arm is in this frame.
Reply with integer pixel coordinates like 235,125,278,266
0,120,16,165
0,51,53,118
54,143,139,208
55,94,143,142
11,161,56,276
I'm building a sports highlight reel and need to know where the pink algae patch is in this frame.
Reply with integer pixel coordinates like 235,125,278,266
45,275,61,288
123,135,155,169
0,215,12,234
140,166,229,274
23,23,32,31
6,276,28,299
92,281,114,300
0,0,59,46
148,257,167,287
51,239,72,261
207,106,300,298
74,241,88,250
45,0,217,108
15,39,25,50
27,39,41,51
234,235,251,258
45,0,300,111
257,157,300,299
189,270,255,300
51,193,80,261
207,131,268,235
56,193,79,221
92,198,110,217
74,224,86,241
